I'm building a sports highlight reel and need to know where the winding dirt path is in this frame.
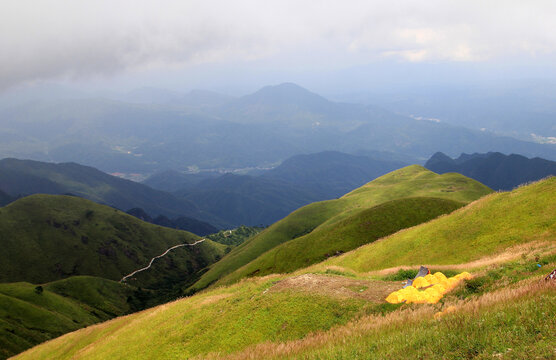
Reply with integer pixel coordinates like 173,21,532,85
120,238,206,283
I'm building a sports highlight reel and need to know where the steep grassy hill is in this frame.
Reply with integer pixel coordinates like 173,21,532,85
14,178,555,360
190,165,492,291
317,176,556,272
217,197,465,284
0,158,224,228
0,276,135,360
0,194,227,289
426,151,556,191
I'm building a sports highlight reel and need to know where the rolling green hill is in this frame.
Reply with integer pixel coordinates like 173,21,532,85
0,194,227,289
13,177,555,360
0,276,135,360
217,197,465,284
189,165,492,291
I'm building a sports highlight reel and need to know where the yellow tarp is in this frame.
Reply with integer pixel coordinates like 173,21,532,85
385,271,472,304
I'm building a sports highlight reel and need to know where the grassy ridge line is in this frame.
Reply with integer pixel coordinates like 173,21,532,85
190,165,492,291
317,176,556,273
0,194,227,288
217,197,465,285
0,277,134,360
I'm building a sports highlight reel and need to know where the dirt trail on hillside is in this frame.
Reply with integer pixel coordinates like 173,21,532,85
120,238,206,282
269,273,401,302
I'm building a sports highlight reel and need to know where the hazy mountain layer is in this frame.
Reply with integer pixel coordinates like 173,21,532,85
145,151,407,227
425,151,556,191
1,83,555,174
0,158,226,228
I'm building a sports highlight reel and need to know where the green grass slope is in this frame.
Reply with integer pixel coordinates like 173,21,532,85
12,276,383,360
12,178,556,360
0,194,227,289
220,197,465,284
0,277,134,360
320,176,556,272
190,165,492,291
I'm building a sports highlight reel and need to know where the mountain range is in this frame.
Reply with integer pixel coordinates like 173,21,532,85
0,152,408,230
1,83,555,175
147,151,408,226
0,158,225,228
425,151,556,190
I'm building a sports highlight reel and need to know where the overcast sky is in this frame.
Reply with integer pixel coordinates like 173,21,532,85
2,0,556,94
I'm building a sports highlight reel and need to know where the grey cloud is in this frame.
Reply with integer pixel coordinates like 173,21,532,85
1,0,556,90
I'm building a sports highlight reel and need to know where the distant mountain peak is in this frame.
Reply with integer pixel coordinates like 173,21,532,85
240,82,331,108
427,152,454,165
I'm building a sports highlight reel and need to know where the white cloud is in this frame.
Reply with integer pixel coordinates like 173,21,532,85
1,0,556,90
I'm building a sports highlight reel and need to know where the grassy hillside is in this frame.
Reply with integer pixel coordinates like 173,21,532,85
224,277,556,360
0,194,227,289
219,197,465,284
0,277,134,360
12,178,556,360
317,176,555,273
190,165,492,291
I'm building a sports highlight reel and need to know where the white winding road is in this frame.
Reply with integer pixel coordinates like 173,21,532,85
120,238,206,283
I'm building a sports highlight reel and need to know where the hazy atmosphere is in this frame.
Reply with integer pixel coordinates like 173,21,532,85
3,0,556,93
1,2,555,359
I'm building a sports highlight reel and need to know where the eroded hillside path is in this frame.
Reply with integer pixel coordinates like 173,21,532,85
120,238,206,282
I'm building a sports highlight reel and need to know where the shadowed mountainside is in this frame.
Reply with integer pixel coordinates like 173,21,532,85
425,151,556,190
0,158,226,228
